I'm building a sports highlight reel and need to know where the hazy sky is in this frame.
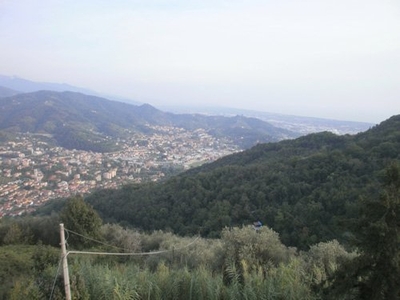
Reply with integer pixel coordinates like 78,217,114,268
1,0,399,122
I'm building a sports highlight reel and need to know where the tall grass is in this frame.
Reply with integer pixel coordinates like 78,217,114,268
70,257,315,300
7,227,356,299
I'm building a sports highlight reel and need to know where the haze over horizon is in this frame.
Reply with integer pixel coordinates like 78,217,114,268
1,0,399,123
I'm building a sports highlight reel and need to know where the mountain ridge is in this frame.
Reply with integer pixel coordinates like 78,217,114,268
0,85,20,98
0,90,298,152
59,114,400,248
0,75,375,135
0,75,97,95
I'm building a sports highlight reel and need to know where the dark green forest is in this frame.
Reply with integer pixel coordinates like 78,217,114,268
1,115,399,299
38,115,400,249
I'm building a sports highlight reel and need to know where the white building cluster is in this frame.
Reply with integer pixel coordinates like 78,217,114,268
0,125,239,217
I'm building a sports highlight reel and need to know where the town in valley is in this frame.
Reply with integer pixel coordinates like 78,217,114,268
0,125,239,217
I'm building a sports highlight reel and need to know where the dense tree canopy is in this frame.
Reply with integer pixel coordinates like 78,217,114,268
327,163,400,299
357,163,400,299
2,115,400,299
60,195,103,248
35,115,400,250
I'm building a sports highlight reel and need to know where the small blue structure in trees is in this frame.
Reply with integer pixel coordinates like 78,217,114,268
253,221,262,232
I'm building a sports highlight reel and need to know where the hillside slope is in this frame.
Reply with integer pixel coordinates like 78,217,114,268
0,85,20,98
0,91,297,151
0,75,96,94
71,115,400,249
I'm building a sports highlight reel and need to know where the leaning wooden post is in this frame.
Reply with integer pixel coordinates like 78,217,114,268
60,223,71,300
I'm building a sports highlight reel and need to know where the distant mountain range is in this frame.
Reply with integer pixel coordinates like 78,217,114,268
0,75,97,95
0,75,374,135
0,85,19,98
159,105,374,135
0,75,142,105
0,90,298,152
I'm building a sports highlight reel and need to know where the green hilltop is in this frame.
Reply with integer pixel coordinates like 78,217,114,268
1,114,399,299
38,115,400,249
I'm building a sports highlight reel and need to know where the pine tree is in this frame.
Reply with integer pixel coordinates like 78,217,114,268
356,163,400,299
60,195,103,249
327,163,400,299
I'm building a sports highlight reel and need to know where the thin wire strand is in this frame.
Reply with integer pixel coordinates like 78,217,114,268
64,228,131,251
65,231,200,257
68,249,170,256
67,236,200,257
65,228,70,248
64,227,200,255
49,257,63,300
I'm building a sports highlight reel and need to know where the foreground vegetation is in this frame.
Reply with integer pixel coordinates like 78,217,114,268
1,162,399,299
0,221,352,299
36,115,399,249
1,115,399,299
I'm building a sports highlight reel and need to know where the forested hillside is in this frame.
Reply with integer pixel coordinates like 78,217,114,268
0,85,19,98
0,90,296,151
1,115,399,299
39,115,400,249
2,161,399,299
